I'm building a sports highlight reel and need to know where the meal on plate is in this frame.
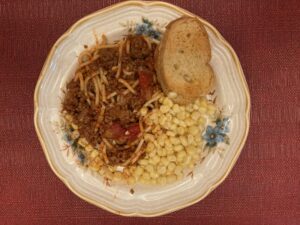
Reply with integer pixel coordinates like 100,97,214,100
61,17,222,185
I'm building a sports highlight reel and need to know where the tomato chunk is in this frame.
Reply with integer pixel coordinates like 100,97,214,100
104,123,140,143
126,124,140,141
138,69,153,100
104,123,126,139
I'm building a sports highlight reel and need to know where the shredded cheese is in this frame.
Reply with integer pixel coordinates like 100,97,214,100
78,72,84,91
122,80,139,95
143,92,163,108
126,39,130,54
99,142,109,164
116,40,125,78
102,138,114,149
107,92,117,99
143,36,152,50
122,139,145,166
92,77,100,106
118,78,136,94
101,34,107,45
100,69,109,85
122,69,134,76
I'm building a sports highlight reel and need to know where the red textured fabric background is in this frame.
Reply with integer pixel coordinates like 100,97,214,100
0,0,299,224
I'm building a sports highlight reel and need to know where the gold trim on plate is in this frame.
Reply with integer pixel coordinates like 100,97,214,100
34,0,251,217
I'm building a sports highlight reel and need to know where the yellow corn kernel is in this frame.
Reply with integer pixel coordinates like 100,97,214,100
168,92,177,99
148,150,156,158
178,120,187,128
138,159,148,166
192,153,200,161
163,97,173,107
183,155,192,166
150,172,159,179
191,111,201,121
146,142,155,153
152,155,160,165
159,115,167,126
207,104,216,112
174,165,183,175
165,138,172,148
167,155,177,162
199,99,207,108
166,147,174,155
94,157,103,166
71,123,78,130
167,175,177,183
113,172,123,181
160,105,170,113
71,130,80,139
143,133,152,141
166,114,172,121
89,161,100,171
64,114,73,122
167,162,176,172
169,123,177,131
187,134,195,145
174,144,184,152
170,137,180,145
172,104,180,113
90,149,99,159
127,176,136,185
140,107,148,116
78,138,88,147
176,151,187,162
157,135,165,147
161,148,167,156
192,104,199,110
199,107,207,114
179,136,188,147
199,117,207,126
166,131,176,137
160,157,169,165
189,126,199,136
176,172,183,180
186,145,197,154
142,172,151,180
186,118,195,126
195,137,202,145
85,144,94,152
157,165,167,175
177,126,185,135
157,148,164,156
145,164,154,173
186,104,193,112
157,176,167,185
177,111,186,120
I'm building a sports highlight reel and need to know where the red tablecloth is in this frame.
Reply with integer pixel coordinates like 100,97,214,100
1,0,299,224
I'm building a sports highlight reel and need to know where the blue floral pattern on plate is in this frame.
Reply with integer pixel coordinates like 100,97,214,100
203,117,230,148
134,18,161,40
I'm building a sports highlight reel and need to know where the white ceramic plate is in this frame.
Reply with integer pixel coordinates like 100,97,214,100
34,1,250,217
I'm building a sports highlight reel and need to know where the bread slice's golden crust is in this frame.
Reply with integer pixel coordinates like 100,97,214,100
155,17,215,105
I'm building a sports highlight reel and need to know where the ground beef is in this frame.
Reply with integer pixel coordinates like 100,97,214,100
62,35,161,165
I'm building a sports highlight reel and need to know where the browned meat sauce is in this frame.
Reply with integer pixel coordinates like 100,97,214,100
62,35,161,165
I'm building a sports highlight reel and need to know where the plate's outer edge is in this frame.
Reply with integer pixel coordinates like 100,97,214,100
34,0,250,217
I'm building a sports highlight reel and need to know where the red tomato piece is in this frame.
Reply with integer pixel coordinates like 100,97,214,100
138,69,153,100
104,123,126,139
126,124,140,141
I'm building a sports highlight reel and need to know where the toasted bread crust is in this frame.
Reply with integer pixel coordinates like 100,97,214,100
155,17,215,105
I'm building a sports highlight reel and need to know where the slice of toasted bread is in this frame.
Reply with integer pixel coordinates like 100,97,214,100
155,16,215,105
